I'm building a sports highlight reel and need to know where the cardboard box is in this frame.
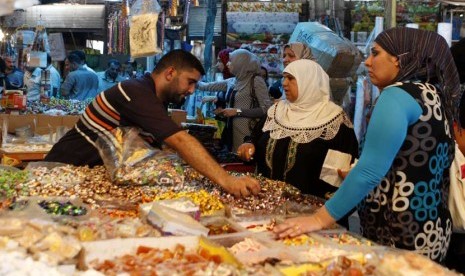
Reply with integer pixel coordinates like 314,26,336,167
7,114,37,134
1,114,80,135
62,115,80,128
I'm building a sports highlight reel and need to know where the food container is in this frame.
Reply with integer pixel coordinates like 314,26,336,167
15,126,33,138
200,216,246,236
311,230,377,247
1,90,26,110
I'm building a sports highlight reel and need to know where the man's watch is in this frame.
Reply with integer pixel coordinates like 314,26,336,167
236,109,242,116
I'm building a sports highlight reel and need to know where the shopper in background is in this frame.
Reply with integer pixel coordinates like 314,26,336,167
46,54,62,97
237,60,358,226
0,57,6,91
60,53,99,100
274,27,461,263
45,49,260,198
97,59,125,92
451,37,465,85
198,49,272,152
201,48,234,115
446,93,465,274
445,38,465,274
2,54,24,90
269,42,314,100
24,53,61,101
70,50,96,74
121,59,137,80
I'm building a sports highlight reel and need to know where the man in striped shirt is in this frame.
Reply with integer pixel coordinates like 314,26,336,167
45,50,260,198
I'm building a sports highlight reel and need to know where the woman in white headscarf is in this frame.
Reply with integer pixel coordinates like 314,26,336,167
238,59,358,203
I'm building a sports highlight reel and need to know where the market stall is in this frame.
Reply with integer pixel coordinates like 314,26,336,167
0,161,459,275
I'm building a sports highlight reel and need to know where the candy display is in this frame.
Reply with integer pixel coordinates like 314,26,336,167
228,238,268,255
114,156,185,186
38,200,87,216
296,245,364,263
151,189,225,216
315,232,374,247
216,175,302,216
24,98,92,115
0,169,29,206
206,223,238,236
91,244,241,275
0,161,457,275
243,220,277,233
280,234,319,247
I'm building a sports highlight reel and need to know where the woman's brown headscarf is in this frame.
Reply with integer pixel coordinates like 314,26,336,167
375,27,461,125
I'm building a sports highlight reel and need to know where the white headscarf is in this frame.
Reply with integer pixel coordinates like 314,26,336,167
263,59,352,143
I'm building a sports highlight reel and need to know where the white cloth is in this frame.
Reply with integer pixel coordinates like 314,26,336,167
449,143,465,233
263,59,349,143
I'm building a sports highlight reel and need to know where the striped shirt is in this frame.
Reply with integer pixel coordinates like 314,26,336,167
45,74,182,167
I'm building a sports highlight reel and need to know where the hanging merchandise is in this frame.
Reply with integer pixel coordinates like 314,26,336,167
170,0,178,17
159,11,165,51
107,11,130,55
129,0,162,58
26,24,50,69
183,0,191,26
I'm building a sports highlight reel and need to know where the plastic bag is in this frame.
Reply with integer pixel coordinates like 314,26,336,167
129,0,162,58
97,127,185,186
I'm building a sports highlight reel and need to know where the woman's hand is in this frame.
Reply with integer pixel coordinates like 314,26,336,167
273,206,336,238
221,108,238,117
337,168,350,179
273,216,322,238
237,143,255,161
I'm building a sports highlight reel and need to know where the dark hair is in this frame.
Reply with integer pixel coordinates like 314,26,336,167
154,49,205,75
107,59,121,67
0,57,5,73
69,50,86,63
460,92,465,128
451,37,465,84
67,53,81,65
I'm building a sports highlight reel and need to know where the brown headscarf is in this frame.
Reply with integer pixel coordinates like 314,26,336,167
284,42,315,61
375,27,461,124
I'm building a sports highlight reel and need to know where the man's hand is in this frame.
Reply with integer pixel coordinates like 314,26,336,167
165,131,260,198
237,143,255,161
221,175,260,197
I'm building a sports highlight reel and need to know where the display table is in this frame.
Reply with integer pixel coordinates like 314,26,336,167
0,149,48,162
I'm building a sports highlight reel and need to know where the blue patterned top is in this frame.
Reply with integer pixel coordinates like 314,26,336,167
326,82,453,262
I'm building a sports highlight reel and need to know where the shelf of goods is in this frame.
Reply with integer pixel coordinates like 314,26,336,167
0,161,459,275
